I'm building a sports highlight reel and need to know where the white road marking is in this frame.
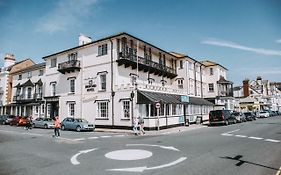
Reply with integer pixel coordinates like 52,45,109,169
114,135,125,137
73,138,86,141
88,136,99,139
235,135,247,138
105,149,153,160
127,144,180,152
70,148,98,165
265,139,280,143
100,135,112,138
107,157,187,172
248,137,263,140
221,129,240,136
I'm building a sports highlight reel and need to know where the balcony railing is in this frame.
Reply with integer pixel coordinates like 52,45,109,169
13,93,43,102
117,51,177,79
58,60,81,74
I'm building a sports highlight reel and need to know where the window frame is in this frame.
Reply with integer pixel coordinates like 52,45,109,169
100,74,106,91
208,83,214,92
97,101,109,119
69,78,75,94
122,100,131,119
68,102,75,117
98,44,108,56
50,58,57,68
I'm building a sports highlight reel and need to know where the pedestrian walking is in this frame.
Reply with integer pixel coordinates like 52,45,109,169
139,116,145,135
26,116,33,130
53,116,61,138
132,116,139,135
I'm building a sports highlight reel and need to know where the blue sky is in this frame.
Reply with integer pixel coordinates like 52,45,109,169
0,0,280,85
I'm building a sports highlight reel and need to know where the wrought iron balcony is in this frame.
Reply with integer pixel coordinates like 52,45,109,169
13,93,43,103
58,60,81,74
117,51,177,78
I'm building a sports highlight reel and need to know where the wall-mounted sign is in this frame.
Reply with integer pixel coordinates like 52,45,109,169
85,80,96,92
181,95,189,103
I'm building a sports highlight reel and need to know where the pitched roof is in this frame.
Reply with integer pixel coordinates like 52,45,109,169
43,32,179,60
201,60,228,70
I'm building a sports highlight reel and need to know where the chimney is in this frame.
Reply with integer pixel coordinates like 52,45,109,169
4,53,15,68
79,34,92,46
243,79,250,97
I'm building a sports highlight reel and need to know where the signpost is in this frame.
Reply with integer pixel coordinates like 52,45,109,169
155,102,161,131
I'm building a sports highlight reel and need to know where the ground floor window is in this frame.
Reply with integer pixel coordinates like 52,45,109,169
68,103,75,117
122,100,130,119
97,101,108,118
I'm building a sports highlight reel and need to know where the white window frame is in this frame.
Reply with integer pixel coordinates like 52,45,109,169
50,82,56,96
27,71,32,78
100,74,106,91
97,101,108,118
178,79,183,89
208,83,214,92
39,69,43,76
122,100,130,119
68,102,75,117
98,44,108,56
210,68,213,75
50,58,57,68
69,78,75,93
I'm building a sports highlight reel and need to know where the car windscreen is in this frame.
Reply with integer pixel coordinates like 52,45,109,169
209,111,222,118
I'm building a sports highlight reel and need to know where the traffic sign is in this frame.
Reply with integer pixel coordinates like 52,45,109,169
155,102,161,109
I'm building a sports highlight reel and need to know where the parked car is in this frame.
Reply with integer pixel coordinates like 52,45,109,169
259,111,269,118
209,110,236,126
33,117,54,129
0,115,16,125
231,112,246,123
61,117,95,132
243,112,256,121
10,116,29,126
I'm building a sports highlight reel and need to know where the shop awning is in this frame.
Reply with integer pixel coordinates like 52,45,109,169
137,90,181,104
137,90,214,106
190,97,214,106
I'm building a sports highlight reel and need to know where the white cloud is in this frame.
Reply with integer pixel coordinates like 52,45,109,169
201,38,281,56
35,0,98,34
276,39,281,44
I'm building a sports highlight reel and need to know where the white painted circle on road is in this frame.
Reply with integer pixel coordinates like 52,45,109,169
105,149,153,160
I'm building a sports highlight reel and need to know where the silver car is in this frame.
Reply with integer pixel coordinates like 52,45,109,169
33,117,54,129
61,118,95,132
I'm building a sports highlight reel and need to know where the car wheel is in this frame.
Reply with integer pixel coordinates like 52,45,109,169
225,120,229,125
44,124,48,129
76,126,81,132
61,125,65,130
2,121,5,125
32,123,35,128
233,119,237,124
16,123,19,126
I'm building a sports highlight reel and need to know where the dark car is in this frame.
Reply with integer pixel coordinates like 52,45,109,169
243,112,256,121
0,115,16,125
61,117,95,132
209,110,236,126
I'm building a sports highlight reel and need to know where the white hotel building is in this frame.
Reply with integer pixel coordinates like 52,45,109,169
39,32,213,130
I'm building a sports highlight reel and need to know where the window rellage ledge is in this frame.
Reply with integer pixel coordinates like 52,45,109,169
94,99,110,103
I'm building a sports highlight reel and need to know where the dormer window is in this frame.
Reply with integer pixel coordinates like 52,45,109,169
27,71,32,78
18,74,22,80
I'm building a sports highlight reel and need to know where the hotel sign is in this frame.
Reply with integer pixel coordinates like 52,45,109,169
85,80,96,92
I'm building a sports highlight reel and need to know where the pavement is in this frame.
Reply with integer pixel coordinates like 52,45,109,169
95,122,208,135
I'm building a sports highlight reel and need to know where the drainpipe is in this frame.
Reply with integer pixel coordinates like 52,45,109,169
200,65,203,98
110,39,115,128
194,62,197,96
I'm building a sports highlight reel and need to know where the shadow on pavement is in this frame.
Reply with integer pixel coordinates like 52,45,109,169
220,155,279,171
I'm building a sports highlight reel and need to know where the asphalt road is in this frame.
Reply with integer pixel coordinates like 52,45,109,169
0,117,280,175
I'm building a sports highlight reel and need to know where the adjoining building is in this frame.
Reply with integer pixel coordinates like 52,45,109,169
10,63,45,118
201,60,235,110
0,54,34,115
